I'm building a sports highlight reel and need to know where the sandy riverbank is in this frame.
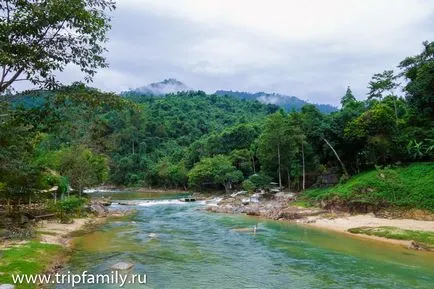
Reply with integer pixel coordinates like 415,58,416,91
37,217,106,247
206,194,434,249
306,214,434,232
301,214,434,247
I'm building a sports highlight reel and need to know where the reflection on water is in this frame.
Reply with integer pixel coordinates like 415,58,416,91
60,195,434,289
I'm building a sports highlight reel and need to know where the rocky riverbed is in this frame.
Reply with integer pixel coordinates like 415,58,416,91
205,191,328,222
204,191,434,250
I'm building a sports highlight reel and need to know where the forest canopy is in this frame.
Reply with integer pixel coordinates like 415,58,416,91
0,41,433,205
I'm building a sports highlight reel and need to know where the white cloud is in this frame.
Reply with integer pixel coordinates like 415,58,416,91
54,0,434,105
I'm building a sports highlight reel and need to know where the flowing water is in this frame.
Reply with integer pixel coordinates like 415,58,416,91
59,195,434,288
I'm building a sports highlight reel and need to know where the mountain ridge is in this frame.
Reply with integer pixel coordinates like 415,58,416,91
123,79,338,113
215,90,337,113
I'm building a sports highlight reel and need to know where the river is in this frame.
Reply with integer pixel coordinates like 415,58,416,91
58,193,434,288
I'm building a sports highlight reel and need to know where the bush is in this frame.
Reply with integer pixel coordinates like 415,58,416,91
242,180,255,192
55,196,88,223
247,173,272,190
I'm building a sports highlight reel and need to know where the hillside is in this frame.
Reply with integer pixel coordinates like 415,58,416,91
127,78,190,96
301,163,434,212
121,79,337,113
10,89,279,186
131,91,279,145
215,90,337,113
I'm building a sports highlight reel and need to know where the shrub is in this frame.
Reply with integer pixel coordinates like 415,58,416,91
247,173,272,190
55,196,88,223
242,180,255,192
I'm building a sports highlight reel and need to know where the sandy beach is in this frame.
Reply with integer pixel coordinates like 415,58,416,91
303,214,434,247
37,217,105,246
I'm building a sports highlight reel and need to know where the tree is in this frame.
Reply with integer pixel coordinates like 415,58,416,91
258,111,299,188
341,86,356,107
0,0,116,94
54,145,108,195
367,70,400,121
345,103,397,164
0,103,45,205
399,41,434,119
301,104,349,176
367,70,399,100
229,149,254,176
188,155,243,192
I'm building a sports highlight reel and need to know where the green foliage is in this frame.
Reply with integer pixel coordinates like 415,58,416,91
258,111,301,185
188,155,243,192
407,139,434,160
48,145,109,194
344,103,398,164
0,241,64,289
341,86,357,107
54,196,88,223
302,163,434,211
0,102,46,202
367,70,398,100
0,0,115,93
348,226,434,249
246,173,272,190
1,37,434,213
399,40,434,118
56,196,87,214
242,179,255,192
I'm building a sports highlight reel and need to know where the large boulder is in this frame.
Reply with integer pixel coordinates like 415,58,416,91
89,202,108,217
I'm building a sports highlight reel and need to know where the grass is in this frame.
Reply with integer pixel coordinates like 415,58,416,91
348,226,434,249
0,241,65,289
301,162,434,212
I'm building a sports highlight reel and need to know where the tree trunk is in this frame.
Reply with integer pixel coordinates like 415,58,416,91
302,142,305,191
322,137,349,176
277,144,282,188
252,155,256,174
393,96,398,122
224,182,230,193
287,168,291,192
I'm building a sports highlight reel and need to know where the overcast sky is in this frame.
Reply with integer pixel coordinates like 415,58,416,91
61,0,434,105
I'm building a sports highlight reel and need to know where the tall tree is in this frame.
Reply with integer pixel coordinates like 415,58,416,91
399,40,434,119
367,70,399,100
341,86,356,107
258,111,298,188
0,0,116,93
367,70,400,121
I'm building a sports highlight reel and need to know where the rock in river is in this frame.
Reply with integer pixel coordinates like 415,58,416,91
111,262,134,270
89,202,108,217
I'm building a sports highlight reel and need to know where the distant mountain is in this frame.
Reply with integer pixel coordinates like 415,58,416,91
215,90,337,114
122,79,337,113
127,78,190,96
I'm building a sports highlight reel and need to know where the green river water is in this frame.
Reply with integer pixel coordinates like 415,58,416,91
58,193,434,288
